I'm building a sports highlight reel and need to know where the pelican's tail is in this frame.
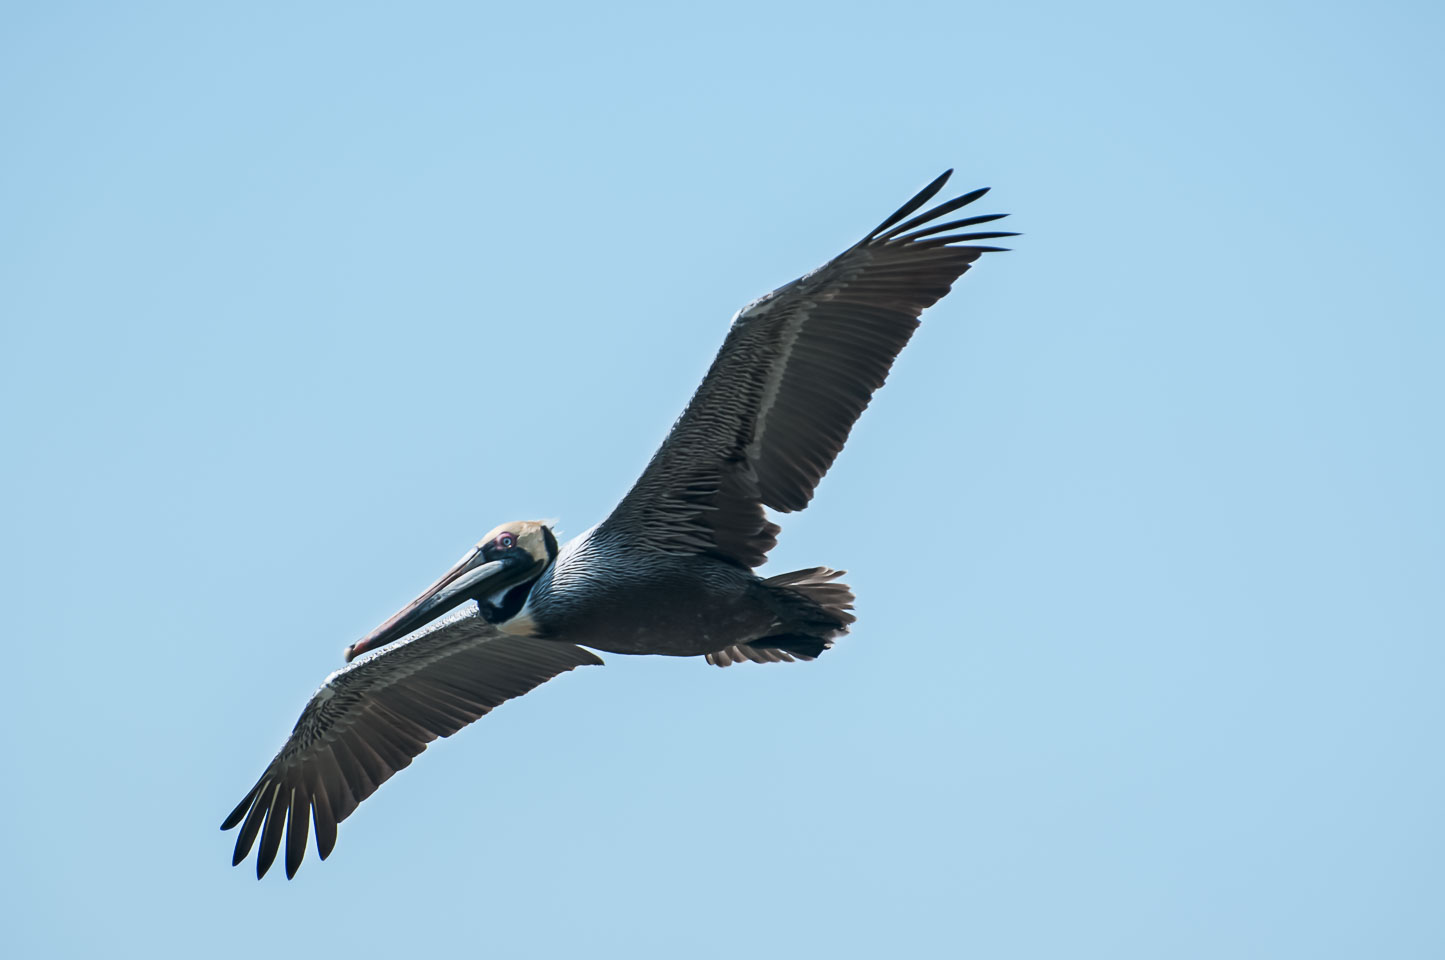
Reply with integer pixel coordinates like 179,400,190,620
705,568,856,667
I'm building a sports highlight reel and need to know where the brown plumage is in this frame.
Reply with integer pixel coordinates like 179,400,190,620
595,170,1011,568
223,170,1012,878
222,609,600,879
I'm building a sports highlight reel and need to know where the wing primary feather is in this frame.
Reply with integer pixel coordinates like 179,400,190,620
307,767,339,861
255,783,288,879
934,231,1019,242
913,240,1012,251
221,782,260,831
864,169,953,240
875,187,991,242
893,212,1009,241
314,801,338,861
231,781,271,865
285,786,310,880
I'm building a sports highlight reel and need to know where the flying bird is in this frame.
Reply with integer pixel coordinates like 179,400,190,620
222,170,1013,879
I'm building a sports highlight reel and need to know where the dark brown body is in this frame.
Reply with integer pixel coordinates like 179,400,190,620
519,532,851,659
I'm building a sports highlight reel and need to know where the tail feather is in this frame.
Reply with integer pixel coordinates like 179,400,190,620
763,567,857,628
705,567,855,668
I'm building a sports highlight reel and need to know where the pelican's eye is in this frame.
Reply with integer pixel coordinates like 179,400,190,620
494,532,517,550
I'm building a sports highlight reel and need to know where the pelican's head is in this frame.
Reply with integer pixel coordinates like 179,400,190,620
343,520,559,662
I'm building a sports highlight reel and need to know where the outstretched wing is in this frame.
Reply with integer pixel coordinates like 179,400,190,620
221,608,602,879
597,170,1012,568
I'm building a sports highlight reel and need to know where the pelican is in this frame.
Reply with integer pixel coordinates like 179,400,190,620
222,170,1013,878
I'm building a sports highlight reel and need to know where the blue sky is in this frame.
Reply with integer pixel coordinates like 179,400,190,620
4,2,1442,957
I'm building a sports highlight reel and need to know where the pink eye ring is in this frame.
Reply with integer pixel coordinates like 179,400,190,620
495,532,517,549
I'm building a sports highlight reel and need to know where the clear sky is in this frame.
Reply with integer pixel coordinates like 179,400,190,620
3,2,1441,957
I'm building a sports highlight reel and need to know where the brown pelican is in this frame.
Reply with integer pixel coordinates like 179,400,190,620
222,170,1013,878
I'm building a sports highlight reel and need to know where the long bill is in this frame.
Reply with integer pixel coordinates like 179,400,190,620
342,547,537,662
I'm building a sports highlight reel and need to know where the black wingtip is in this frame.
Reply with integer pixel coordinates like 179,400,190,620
874,187,995,243
867,170,955,240
220,786,256,831
951,231,1020,241
255,789,288,880
888,212,1011,244
230,782,271,868
284,791,309,880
